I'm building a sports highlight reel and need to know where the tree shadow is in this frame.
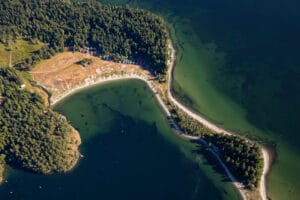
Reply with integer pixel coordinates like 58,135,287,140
190,139,232,183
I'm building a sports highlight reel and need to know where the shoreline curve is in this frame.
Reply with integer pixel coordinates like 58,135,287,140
46,37,270,200
166,35,270,200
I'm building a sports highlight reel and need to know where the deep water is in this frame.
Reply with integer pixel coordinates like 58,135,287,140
101,0,300,199
0,80,241,200
1,0,299,199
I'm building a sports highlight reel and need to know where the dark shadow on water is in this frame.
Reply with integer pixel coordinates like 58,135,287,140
190,140,232,183
0,103,225,200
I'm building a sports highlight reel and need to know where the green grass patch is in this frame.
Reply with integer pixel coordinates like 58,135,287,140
0,39,44,67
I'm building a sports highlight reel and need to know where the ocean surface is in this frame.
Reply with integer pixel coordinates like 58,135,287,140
1,1,299,199
0,80,241,200
101,0,300,199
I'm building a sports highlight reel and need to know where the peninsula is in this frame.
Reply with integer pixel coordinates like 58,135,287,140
0,1,270,200
30,40,268,199
0,0,169,185
0,68,81,178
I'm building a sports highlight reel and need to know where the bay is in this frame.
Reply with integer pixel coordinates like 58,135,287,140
0,80,241,200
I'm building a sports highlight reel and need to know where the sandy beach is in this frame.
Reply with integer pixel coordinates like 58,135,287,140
31,37,270,200
166,38,270,200
260,147,271,200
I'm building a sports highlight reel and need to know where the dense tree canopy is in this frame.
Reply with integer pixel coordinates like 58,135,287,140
0,0,168,180
0,0,263,188
170,104,263,188
0,154,5,179
203,134,263,187
0,68,80,174
0,0,168,73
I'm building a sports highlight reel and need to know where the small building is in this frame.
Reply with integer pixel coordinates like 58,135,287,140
20,84,26,89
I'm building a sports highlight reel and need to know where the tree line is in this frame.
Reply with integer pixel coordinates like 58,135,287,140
169,104,263,188
0,0,168,73
203,134,263,187
0,0,169,179
0,68,80,174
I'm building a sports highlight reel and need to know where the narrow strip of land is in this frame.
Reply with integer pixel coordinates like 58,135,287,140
166,41,269,200
31,39,270,200
260,148,270,200
50,73,247,200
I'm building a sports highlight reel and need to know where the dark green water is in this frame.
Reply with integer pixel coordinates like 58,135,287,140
101,0,300,199
2,1,299,199
0,80,241,200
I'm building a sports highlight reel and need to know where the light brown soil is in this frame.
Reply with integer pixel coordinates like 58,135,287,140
30,52,155,103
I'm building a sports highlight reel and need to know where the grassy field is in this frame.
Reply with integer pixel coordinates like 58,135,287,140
0,39,48,105
0,39,44,67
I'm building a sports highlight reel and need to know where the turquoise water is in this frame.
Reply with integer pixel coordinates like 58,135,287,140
0,80,241,200
100,0,300,199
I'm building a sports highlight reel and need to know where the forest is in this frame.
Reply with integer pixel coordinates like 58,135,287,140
0,0,168,73
170,104,263,188
0,0,263,189
0,0,168,179
0,68,80,175
0,154,4,181
203,134,263,187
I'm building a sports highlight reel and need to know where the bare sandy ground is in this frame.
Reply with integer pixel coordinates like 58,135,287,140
31,40,270,200
260,148,270,200
167,38,269,200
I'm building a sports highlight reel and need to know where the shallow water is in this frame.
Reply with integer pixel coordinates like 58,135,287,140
0,80,241,200
2,0,298,199
101,0,300,199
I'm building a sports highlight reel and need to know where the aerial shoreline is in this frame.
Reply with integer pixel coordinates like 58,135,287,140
166,36,270,200
260,148,270,200
0,166,5,185
34,37,271,200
